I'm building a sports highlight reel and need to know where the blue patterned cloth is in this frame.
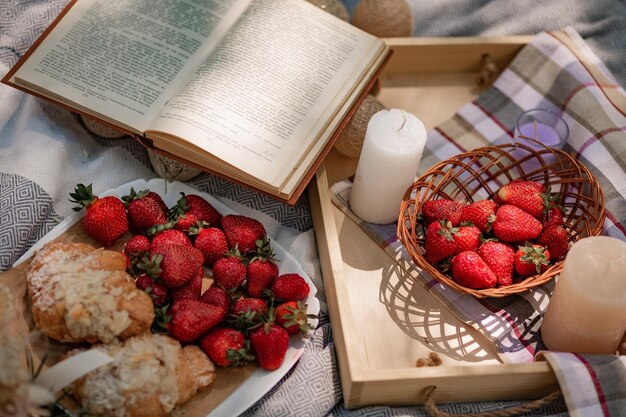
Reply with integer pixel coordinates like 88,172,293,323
4,1,623,416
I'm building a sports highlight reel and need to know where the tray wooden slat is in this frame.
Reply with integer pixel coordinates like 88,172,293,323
309,36,559,409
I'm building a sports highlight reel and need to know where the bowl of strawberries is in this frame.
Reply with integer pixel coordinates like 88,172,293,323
397,139,605,298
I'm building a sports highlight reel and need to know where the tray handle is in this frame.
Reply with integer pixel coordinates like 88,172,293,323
423,386,562,417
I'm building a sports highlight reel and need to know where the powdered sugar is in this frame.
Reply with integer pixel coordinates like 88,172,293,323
27,242,134,343
78,334,182,417
55,269,131,343
28,243,89,311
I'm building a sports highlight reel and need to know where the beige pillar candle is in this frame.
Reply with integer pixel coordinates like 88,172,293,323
541,236,626,354
349,109,427,224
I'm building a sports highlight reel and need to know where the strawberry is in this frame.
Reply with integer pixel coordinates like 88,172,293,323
171,267,203,300
124,235,151,276
247,260,279,299
150,228,192,251
454,225,481,253
228,297,268,332
167,299,225,342
496,180,549,219
199,327,254,367
143,190,168,213
70,183,129,246
135,274,154,292
222,214,266,254
151,243,204,288
477,241,515,286
537,225,569,259
492,205,543,243
147,283,170,307
542,206,564,227
186,194,223,226
421,199,463,226
122,252,131,271
246,237,279,298
134,252,163,281
451,251,497,289
124,235,150,257
459,200,497,233
152,304,173,333
169,193,222,231
249,323,289,370
424,220,458,263
515,243,551,277
200,285,232,314
135,274,169,307
192,225,229,268
270,273,310,301
275,301,315,337
232,297,268,316
122,188,167,232
212,254,247,290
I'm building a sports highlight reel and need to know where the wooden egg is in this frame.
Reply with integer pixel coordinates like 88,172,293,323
305,0,349,21
148,149,202,182
334,94,386,158
352,0,413,37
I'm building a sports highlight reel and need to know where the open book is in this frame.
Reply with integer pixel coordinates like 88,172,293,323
3,0,390,204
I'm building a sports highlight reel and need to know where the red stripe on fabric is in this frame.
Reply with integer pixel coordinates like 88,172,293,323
548,31,626,117
478,300,536,357
574,353,612,417
434,126,467,153
561,83,619,112
604,209,626,236
571,122,626,236
472,101,515,138
575,126,626,158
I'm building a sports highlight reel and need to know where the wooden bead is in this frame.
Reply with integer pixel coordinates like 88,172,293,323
334,95,386,158
148,149,202,182
352,0,413,38
80,115,126,138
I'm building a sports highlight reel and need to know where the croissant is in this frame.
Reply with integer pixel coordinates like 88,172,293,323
67,334,216,417
27,241,154,343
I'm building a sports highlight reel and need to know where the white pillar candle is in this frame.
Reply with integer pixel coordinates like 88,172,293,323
349,108,427,224
541,236,626,354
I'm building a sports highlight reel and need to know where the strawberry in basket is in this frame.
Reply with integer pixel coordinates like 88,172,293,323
421,180,571,290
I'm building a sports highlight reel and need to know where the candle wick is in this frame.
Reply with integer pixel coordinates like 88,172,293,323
397,114,407,132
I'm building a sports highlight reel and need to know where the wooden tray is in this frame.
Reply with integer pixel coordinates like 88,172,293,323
308,36,559,409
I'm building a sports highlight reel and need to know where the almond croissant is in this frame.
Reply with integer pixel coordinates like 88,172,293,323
66,334,216,417
27,241,154,343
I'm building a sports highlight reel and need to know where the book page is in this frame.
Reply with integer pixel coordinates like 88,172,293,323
149,0,383,186
12,0,250,133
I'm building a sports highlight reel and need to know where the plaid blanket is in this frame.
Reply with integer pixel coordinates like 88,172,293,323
332,27,626,364
539,352,626,416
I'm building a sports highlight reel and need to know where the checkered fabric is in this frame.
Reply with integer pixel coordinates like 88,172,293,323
539,352,626,417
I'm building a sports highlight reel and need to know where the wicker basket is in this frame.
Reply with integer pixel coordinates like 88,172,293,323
397,139,605,298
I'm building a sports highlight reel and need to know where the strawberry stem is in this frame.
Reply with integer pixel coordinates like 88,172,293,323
69,183,97,211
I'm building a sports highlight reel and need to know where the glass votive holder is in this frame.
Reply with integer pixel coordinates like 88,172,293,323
515,108,569,149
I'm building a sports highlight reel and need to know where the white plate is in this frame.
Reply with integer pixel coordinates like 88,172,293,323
14,178,320,417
